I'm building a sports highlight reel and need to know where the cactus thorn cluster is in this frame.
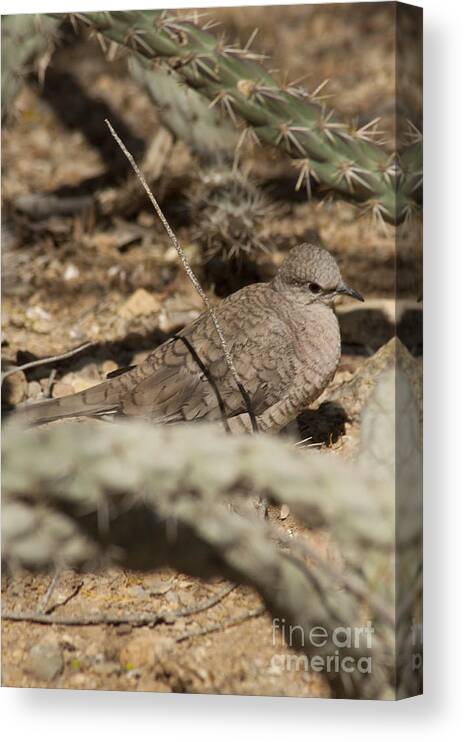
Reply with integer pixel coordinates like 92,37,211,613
188,168,278,261
46,9,422,226
1,14,60,121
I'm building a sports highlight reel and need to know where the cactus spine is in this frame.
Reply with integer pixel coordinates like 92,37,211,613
1,14,59,121
48,9,421,225
187,168,278,261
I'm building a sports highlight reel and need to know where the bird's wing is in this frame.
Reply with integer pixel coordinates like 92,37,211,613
119,333,206,422
119,298,297,424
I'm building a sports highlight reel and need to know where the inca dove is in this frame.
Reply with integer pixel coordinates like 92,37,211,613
14,244,363,432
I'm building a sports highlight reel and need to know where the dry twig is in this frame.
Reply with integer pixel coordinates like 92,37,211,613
175,606,266,643
1,342,93,384
3,583,236,628
105,119,257,432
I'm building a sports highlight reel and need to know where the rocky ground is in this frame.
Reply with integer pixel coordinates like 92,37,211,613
1,4,421,696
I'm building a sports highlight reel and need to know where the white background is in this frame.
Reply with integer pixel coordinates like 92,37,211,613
1,0,463,738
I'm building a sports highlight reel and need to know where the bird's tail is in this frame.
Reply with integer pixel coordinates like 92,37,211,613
10,378,123,426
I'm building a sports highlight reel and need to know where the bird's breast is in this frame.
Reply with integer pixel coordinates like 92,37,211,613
296,304,341,399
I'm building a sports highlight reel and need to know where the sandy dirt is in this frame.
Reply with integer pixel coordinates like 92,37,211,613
1,3,421,696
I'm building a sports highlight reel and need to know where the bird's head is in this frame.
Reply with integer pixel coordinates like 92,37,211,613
272,243,364,306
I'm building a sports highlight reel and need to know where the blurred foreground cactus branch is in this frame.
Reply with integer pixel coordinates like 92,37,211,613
47,9,421,225
3,420,394,699
3,352,422,698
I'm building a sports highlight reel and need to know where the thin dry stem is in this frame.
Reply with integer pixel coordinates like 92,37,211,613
105,119,257,431
175,606,265,643
1,341,93,383
3,584,236,627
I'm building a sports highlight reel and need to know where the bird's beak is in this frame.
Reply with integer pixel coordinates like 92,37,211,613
337,283,364,302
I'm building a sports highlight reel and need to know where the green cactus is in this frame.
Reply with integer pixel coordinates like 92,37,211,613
47,9,421,225
129,58,239,159
1,14,59,121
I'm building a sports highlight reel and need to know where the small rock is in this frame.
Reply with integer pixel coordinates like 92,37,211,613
68,377,96,393
29,641,64,682
70,356,101,380
69,327,85,341
69,672,96,689
126,668,142,680
26,305,51,321
145,577,172,596
157,290,201,334
63,263,80,281
164,247,179,263
164,590,180,605
90,652,105,664
177,589,198,607
127,585,147,599
60,634,77,651
118,288,161,319
158,308,199,334
280,504,290,520
31,319,52,334
52,382,75,399
93,660,120,676
120,635,157,670
3,370,27,405
10,316,25,329
102,360,119,376
88,323,101,340
137,212,154,228
28,380,43,400
26,306,52,334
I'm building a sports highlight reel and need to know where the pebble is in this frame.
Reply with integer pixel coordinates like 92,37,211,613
69,673,97,690
26,305,51,321
119,635,157,670
93,661,120,676
28,380,43,400
63,263,80,281
101,360,119,376
51,382,75,399
60,634,77,651
127,585,147,599
28,641,64,682
10,316,25,328
68,377,96,393
145,577,172,596
25,307,52,334
3,370,27,405
164,590,180,604
280,504,290,520
118,288,161,319
88,323,100,340
71,356,101,379
177,589,198,607
31,319,52,334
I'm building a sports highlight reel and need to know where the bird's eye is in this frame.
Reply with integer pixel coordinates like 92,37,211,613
308,282,322,293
